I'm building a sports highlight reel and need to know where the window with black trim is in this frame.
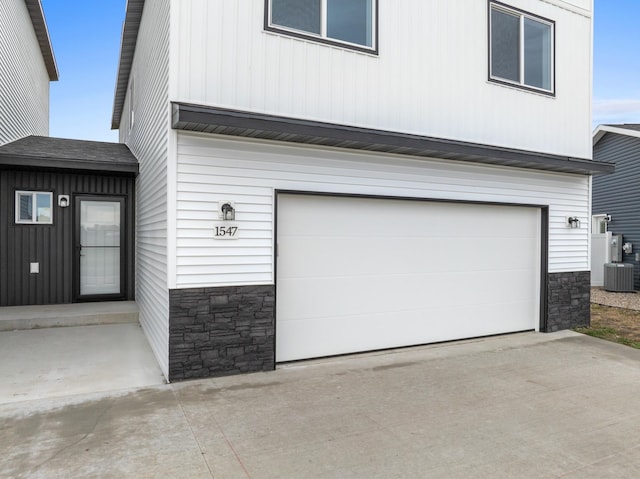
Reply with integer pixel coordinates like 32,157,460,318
266,0,377,52
15,191,53,224
489,2,554,94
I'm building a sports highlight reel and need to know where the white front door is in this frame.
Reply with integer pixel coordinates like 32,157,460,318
77,197,123,298
276,194,541,362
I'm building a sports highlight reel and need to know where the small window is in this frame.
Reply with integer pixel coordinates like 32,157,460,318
267,0,377,52
489,2,554,94
15,191,53,224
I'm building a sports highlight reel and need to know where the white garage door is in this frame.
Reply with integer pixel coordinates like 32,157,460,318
276,194,541,362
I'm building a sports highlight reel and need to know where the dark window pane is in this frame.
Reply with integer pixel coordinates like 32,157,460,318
327,0,373,47
19,194,32,221
272,0,321,35
491,8,520,83
524,18,551,90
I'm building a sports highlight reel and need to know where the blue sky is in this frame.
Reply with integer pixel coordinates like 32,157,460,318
41,0,640,142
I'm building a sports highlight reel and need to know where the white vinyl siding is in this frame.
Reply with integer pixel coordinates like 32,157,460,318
0,0,50,145
122,0,171,379
175,132,590,288
174,0,592,159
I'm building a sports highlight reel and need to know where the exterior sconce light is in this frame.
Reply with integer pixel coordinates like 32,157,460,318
567,216,580,229
58,195,70,208
220,201,235,221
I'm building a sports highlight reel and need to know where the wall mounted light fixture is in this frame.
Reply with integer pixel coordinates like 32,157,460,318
58,195,70,208
567,216,580,229
220,201,235,221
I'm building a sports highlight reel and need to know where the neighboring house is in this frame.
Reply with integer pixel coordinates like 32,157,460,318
592,124,640,289
0,0,58,145
112,0,612,382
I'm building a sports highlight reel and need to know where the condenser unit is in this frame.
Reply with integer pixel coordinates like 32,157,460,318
604,263,635,292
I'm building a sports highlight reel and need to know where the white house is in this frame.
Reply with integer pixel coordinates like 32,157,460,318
112,0,612,381
0,0,58,145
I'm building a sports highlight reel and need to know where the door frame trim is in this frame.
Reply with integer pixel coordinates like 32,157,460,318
73,195,127,302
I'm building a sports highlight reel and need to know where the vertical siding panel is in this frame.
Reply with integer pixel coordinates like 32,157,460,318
0,0,50,145
176,0,591,159
0,170,135,306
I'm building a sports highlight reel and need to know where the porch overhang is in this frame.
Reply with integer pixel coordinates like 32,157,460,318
172,103,614,176
0,136,139,175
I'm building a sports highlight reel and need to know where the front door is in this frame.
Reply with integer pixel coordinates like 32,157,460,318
75,196,125,301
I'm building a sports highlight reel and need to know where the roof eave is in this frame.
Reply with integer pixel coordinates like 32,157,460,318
111,0,145,129
24,0,58,81
173,103,614,176
593,124,640,146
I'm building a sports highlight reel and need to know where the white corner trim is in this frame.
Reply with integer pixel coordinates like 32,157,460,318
593,125,640,146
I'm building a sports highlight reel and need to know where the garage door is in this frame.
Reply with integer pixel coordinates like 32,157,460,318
276,194,541,362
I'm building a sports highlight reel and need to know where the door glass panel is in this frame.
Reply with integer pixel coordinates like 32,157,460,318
80,200,121,296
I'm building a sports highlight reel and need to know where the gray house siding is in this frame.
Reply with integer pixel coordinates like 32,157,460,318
0,169,136,306
592,133,640,289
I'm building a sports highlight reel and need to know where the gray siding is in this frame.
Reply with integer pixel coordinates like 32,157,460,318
0,0,50,145
0,169,135,306
592,133,640,289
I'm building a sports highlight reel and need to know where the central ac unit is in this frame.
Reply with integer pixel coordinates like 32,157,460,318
604,263,635,292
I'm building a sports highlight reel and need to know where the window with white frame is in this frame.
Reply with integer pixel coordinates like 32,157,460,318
489,2,554,94
267,0,376,52
15,191,53,224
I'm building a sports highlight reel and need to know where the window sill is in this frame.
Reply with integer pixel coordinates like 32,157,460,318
488,78,556,98
263,28,379,56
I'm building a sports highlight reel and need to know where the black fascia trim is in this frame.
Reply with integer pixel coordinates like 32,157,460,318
488,1,556,97
172,103,614,175
0,154,139,175
263,0,379,55
112,0,145,129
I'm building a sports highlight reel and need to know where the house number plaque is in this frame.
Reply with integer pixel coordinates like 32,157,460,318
213,222,239,239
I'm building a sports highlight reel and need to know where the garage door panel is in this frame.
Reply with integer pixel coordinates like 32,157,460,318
277,269,536,321
278,236,539,278
277,299,538,361
276,194,541,362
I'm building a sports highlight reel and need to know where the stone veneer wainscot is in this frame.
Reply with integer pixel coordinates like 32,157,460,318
169,285,275,381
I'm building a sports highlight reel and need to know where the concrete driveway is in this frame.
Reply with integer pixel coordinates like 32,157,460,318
2,331,640,478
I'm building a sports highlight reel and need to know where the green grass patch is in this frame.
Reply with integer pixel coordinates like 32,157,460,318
575,326,640,350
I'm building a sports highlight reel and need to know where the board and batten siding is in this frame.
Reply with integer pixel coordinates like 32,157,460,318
174,0,592,159
174,132,589,288
121,0,171,378
592,133,640,289
0,0,49,145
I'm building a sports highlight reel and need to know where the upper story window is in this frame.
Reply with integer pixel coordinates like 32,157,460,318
266,0,377,53
15,191,53,225
489,2,554,95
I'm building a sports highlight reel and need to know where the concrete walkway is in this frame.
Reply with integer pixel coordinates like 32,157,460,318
2,331,640,478
0,323,165,405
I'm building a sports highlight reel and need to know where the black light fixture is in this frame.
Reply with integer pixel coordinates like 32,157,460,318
221,202,235,221
567,216,580,229
58,195,70,208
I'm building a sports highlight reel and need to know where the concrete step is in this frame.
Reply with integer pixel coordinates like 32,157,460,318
0,301,139,331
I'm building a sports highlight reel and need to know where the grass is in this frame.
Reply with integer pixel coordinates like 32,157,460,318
574,303,640,350
575,325,640,349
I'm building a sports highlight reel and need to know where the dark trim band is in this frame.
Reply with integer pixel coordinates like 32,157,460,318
172,103,613,175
